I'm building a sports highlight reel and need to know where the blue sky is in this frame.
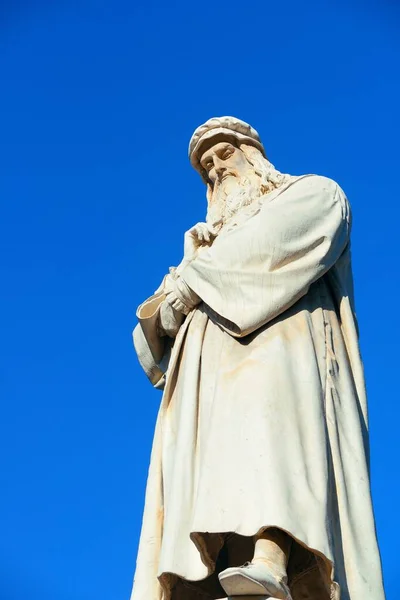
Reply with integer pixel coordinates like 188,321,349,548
0,1,399,599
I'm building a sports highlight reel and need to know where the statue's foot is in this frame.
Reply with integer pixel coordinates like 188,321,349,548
218,562,292,599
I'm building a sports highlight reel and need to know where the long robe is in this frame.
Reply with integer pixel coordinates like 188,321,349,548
131,175,385,600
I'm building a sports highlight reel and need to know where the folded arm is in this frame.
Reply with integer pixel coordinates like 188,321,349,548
180,175,351,337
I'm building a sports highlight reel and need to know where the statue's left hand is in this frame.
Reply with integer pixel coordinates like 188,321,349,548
163,276,201,316
165,291,189,314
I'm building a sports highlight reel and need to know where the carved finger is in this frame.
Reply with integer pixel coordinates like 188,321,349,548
172,299,185,312
196,223,211,243
196,228,204,241
165,291,176,306
198,223,210,242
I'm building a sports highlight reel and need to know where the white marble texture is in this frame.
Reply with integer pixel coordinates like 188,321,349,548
130,117,386,600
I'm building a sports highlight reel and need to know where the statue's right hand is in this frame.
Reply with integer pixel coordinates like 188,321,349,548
184,222,216,261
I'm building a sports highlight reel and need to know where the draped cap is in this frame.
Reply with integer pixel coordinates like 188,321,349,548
189,116,266,180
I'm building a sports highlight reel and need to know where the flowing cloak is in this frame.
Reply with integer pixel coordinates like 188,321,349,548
130,175,385,600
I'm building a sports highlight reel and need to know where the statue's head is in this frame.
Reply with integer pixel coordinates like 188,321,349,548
189,116,288,228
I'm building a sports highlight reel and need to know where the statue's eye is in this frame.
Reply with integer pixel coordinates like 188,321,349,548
222,149,233,159
206,162,214,171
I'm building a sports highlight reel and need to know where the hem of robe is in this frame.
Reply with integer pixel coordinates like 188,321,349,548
157,527,340,600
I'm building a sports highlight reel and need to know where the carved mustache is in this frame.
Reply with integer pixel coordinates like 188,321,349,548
216,170,238,183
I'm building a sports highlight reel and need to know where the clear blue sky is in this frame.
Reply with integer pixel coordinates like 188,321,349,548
0,1,398,599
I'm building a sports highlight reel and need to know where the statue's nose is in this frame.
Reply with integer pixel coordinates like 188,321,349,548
214,155,226,175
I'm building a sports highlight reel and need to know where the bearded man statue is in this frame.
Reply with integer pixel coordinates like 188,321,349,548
130,117,385,600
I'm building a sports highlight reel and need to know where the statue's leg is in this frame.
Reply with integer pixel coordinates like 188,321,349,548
253,528,291,575
218,529,292,599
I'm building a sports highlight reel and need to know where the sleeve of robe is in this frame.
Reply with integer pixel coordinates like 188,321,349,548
132,271,187,388
133,290,168,390
180,175,351,338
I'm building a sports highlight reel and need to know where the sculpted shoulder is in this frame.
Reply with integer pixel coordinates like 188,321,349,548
292,174,341,195
284,174,349,210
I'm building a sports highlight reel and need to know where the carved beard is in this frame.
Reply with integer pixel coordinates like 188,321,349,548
206,173,262,230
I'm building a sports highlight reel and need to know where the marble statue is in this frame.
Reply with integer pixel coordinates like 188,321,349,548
130,117,385,600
